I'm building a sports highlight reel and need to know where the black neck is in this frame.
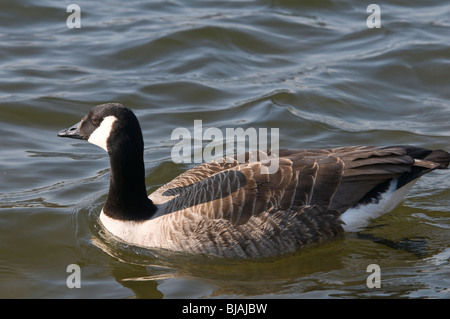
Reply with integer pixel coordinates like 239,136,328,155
103,139,157,221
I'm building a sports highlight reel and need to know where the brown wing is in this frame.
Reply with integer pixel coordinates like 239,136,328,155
150,146,449,225
150,150,344,225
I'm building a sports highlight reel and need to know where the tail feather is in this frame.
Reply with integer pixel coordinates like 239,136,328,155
397,147,450,188
423,149,450,169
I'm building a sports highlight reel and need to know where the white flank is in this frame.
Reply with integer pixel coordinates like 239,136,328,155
87,115,118,151
99,210,161,248
99,209,191,252
340,179,417,232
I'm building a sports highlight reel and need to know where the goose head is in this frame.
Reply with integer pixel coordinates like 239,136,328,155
58,103,157,221
58,103,143,154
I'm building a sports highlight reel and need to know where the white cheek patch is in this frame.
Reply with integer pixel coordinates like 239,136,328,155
88,115,118,151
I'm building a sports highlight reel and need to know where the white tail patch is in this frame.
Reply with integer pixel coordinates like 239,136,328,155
87,116,117,151
340,179,417,232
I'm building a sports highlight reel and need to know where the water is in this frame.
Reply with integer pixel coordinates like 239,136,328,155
1,0,449,299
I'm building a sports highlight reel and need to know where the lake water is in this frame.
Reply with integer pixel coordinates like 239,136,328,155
1,0,449,299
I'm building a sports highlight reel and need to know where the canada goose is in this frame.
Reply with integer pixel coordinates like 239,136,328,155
58,103,450,258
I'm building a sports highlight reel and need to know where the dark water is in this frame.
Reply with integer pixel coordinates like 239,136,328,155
1,0,449,298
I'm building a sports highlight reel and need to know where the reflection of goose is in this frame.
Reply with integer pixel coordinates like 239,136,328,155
58,103,450,258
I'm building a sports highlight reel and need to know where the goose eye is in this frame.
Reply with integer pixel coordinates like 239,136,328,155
92,116,100,125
